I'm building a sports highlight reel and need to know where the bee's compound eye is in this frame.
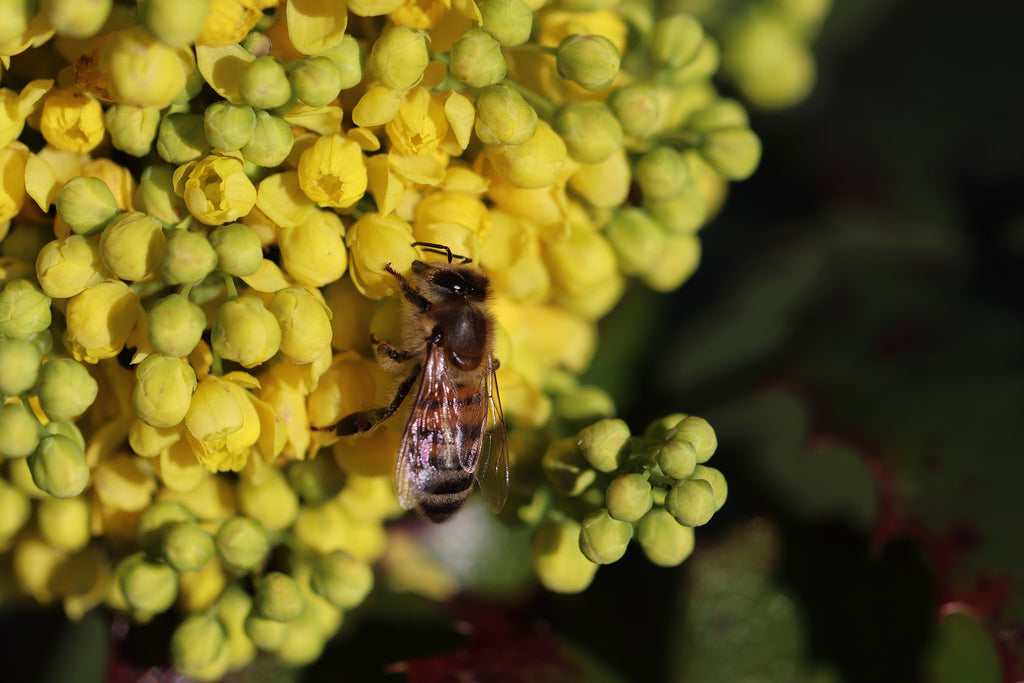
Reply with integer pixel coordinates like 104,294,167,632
433,271,468,295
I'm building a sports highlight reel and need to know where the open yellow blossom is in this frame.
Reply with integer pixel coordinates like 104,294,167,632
39,89,104,154
278,209,348,287
256,172,315,229
101,27,191,109
65,280,143,363
287,0,349,55
344,212,418,299
297,134,368,209
0,143,29,222
0,79,51,148
385,87,449,156
196,0,265,47
177,154,257,225
184,372,262,473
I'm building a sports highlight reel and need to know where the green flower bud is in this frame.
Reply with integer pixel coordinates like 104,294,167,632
173,66,206,106
0,478,31,540
666,478,716,527
204,101,257,152
138,500,195,550
532,519,598,593
28,433,89,498
0,337,42,396
0,403,42,458
311,550,374,609
645,185,707,235
692,465,728,510
43,420,85,451
698,127,761,181
56,176,119,236
241,56,293,110
137,0,209,48
636,507,695,566
687,99,749,133
579,508,633,564
285,456,344,504
290,56,343,107
209,223,263,276
474,84,537,146
135,164,188,225
37,495,90,551
245,611,289,651
172,612,227,676
216,516,269,571
319,34,363,90
450,28,507,88
575,418,629,472
542,438,595,496
656,440,697,480
161,229,218,285
212,295,282,368
606,473,653,522
635,146,689,202
673,415,717,463
44,0,112,38
27,329,53,357
652,14,704,68
242,31,272,56
479,0,532,47
103,105,160,157
162,521,215,572
37,358,98,421
553,385,615,427
606,207,667,276
554,101,622,164
368,26,429,90
241,110,294,168
609,83,661,141
99,211,167,281
157,113,211,165
237,465,299,532
663,35,719,86
132,354,197,428
256,572,305,622
556,34,620,91
147,294,206,358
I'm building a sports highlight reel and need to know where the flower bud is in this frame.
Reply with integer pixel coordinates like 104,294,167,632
450,28,507,88
36,235,106,300
692,464,728,510
541,438,595,496
161,229,218,285
286,457,345,505
575,418,629,472
209,223,263,276
212,295,282,368
133,354,198,428
269,286,332,363
652,14,704,68
579,508,633,565
147,294,206,357
37,496,90,551
556,34,620,91
99,211,167,281
698,127,762,181
44,0,112,38
605,473,653,522
0,403,41,458
103,26,188,109
552,384,615,427
474,84,537,146
40,89,105,153
138,500,195,549
138,0,209,48
479,0,532,47
0,337,41,396
171,612,227,676
311,550,374,609
532,519,598,593
245,612,289,650
216,516,269,571
635,146,689,202
241,56,292,110
204,101,257,152
28,433,90,498
320,35,364,90
37,358,98,421
163,521,215,572
103,105,160,157
290,56,343,107
237,466,299,532
640,232,701,293
605,207,667,276
157,113,211,165
117,553,178,615
673,415,717,462
241,111,294,168
135,164,188,225
256,572,305,622
609,83,661,141
656,440,697,480
368,26,429,91
56,176,119,236
636,508,695,566
666,478,716,527
554,102,622,164
0,479,30,541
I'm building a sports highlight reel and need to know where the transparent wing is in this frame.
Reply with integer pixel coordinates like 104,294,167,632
473,358,509,513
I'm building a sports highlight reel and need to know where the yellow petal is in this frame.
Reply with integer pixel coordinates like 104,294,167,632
240,259,293,293
287,0,349,55
196,43,255,104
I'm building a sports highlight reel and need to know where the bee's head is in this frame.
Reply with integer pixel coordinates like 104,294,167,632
413,261,490,302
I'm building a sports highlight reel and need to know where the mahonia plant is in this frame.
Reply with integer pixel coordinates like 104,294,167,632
0,0,826,678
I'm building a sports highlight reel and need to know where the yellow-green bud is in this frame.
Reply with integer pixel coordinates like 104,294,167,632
319,34,363,90
211,295,282,368
652,14,704,68
579,508,633,564
162,229,217,285
558,0,619,10
656,440,697,480
44,0,111,38
290,56,343,107
133,354,197,428
479,0,532,47
606,207,667,276
137,0,209,48
692,464,728,510
242,31,272,56
666,478,715,527
163,521,215,572
605,473,653,522
311,550,374,609
0,280,51,341
532,519,598,593
147,294,206,358
554,102,622,164
698,127,761,181
138,501,195,550
28,433,89,498
256,572,305,622
157,113,211,165
663,34,719,86
368,26,429,91
285,457,344,504
135,164,187,225
216,516,269,571
553,385,615,427
474,84,537,146
269,286,332,364
245,611,289,651
673,415,717,462
43,420,85,451
542,438,595,496
450,28,507,88
241,56,293,110
575,418,629,472
174,67,206,106
204,101,257,152
241,111,294,168
237,465,299,532
100,211,167,281
0,338,42,396
0,478,30,540
38,495,90,551
609,83,661,141
635,146,689,202
37,358,98,421
172,612,227,675
556,35,620,91
103,104,160,157
56,176,119,236
210,223,263,276
645,185,707,235
636,507,695,566
0,0,34,44
687,99,749,133
0,403,42,458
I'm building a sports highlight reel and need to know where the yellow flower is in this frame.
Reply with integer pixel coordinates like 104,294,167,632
256,362,312,460
39,89,105,154
278,209,348,287
385,87,448,156
365,154,404,216
287,0,349,55
81,158,137,212
35,235,109,299
65,280,143,363
256,171,315,229
0,79,51,148
177,153,257,225
486,120,567,189
344,212,418,299
196,0,265,47
211,295,282,369
100,27,191,109
297,134,368,209
184,372,262,472
195,43,255,104
93,453,158,512
567,148,631,209
478,211,550,303
351,84,405,128
154,438,207,492
0,143,29,222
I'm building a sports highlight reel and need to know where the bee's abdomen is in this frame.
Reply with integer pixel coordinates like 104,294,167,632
417,464,474,522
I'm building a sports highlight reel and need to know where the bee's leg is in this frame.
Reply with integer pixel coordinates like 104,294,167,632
328,364,422,435
376,340,415,363
383,263,431,311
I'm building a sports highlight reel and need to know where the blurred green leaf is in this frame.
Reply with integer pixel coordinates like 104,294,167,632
921,608,1002,683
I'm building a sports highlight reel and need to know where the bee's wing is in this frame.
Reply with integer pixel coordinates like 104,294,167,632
470,358,509,513
393,344,461,510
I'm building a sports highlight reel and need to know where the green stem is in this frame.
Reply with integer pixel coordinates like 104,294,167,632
223,274,238,301
504,79,558,119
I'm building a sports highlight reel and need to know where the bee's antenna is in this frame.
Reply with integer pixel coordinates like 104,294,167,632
411,241,472,264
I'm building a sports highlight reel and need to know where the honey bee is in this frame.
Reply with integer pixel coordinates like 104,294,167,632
327,242,509,522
